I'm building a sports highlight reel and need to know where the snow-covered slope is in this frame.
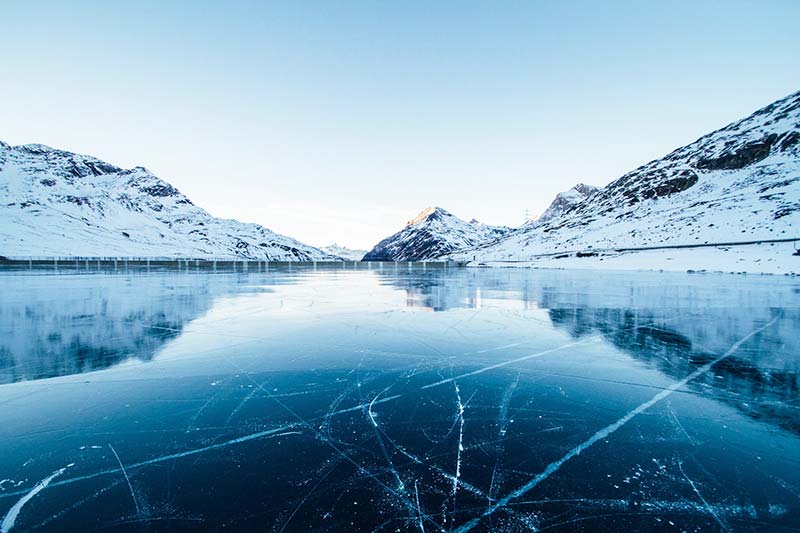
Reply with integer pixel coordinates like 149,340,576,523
321,244,367,261
528,183,600,226
362,207,510,261
459,90,800,267
0,142,337,260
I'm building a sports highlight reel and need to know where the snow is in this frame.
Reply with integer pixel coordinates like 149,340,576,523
0,142,337,261
455,90,800,273
472,241,799,275
2,90,797,271
527,183,600,226
321,244,367,261
362,207,510,261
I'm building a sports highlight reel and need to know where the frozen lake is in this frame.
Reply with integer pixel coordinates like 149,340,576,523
0,265,799,531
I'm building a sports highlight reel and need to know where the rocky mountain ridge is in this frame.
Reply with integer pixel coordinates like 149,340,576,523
457,90,800,263
528,183,600,226
362,207,510,261
0,142,336,260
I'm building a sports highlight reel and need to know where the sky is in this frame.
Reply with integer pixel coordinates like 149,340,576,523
1,1,798,250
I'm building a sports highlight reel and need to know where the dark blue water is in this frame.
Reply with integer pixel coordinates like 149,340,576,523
0,265,798,531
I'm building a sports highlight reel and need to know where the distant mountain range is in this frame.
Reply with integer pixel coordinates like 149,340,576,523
321,244,367,261
360,186,599,262
0,143,336,260
2,90,797,271
362,207,510,261
364,91,798,269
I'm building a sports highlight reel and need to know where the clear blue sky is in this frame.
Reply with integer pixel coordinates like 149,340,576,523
1,1,798,249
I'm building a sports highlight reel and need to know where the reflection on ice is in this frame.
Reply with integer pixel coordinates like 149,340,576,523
0,266,798,531
0,275,216,383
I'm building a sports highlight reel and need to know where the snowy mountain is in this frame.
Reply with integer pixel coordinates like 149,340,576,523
362,207,510,261
0,142,337,260
528,183,600,226
321,244,367,261
458,90,800,270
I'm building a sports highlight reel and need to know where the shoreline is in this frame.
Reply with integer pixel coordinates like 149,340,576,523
466,240,800,276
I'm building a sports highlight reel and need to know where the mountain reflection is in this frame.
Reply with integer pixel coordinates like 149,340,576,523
2,267,798,439
386,268,800,436
547,306,799,434
0,274,215,383
0,267,315,384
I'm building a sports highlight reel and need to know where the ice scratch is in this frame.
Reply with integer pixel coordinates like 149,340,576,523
415,480,425,533
367,418,489,501
678,459,730,532
667,402,697,447
277,457,342,533
454,314,780,532
185,386,224,432
30,479,123,529
108,444,140,516
452,380,465,521
239,376,445,532
472,341,527,354
368,390,405,491
0,425,301,500
333,395,402,417
490,373,520,502
498,373,519,438
422,336,600,390
1,464,72,533
224,381,266,425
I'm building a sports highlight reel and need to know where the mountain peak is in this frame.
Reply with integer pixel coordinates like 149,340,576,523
529,183,600,226
571,183,599,196
407,206,450,226
320,243,368,261
364,208,509,261
18,143,56,153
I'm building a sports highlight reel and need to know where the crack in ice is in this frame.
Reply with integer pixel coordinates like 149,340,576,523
454,314,780,532
422,336,601,390
451,379,466,523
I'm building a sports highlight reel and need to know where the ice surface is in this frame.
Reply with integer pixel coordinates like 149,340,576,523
0,265,798,531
